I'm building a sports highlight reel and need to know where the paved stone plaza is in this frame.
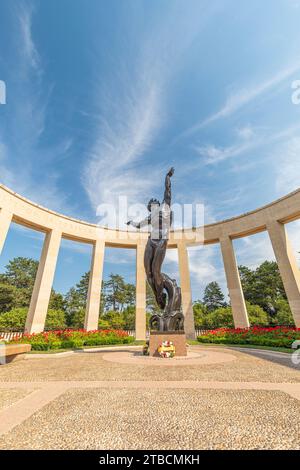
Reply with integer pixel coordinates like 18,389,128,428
0,345,299,450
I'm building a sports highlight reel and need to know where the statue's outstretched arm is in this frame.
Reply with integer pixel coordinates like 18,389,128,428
163,167,174,206
127,215,151,229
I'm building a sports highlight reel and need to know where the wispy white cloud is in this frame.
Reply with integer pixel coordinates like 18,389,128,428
275,137,300,195
163,244,228,300
195,121,300,166
195,140,256,164
82,1,224,225
234,233,275,271
82,74,164,217
18,2,40,71
187,245,228,299
235,125,255,140
194,124,259,164
60,238,92,255
181,61,300,138
104,248,135,266
0,2,74,215
234,220,300,276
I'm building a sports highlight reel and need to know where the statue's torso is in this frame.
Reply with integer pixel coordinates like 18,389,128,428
150,202,172,240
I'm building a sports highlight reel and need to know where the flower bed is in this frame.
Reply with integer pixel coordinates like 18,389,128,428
197,326,300,349
8,329,134,351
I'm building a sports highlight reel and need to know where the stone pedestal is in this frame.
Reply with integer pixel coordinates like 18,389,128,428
149,331,187,357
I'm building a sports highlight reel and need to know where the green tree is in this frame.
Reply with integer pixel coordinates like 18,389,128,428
124,283,135,307
98,318,111,329
206,307,234,328
246,302,269,326
102,310,125,329
0,257,66,313
122,305,135,330
0,307,27,329
64,272,135,328
0,283,18,313
104,274,127,311
273,299,294,326
195,303,268,329
75,272,90,300
239,261,286,313
69,308,85,329
64,287,84,326
64,272,91,326
0,307,67,330
12,287,33,309
203,282,225,311
0,257,39,311
193,301,208,328
239,265,256,301
0,257,38,290
45,309,67,329
49,291,65,311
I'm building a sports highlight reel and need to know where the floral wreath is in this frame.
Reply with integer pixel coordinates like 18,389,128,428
158,340,175,358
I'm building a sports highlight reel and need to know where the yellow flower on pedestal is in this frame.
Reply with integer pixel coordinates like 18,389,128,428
158,341,176,358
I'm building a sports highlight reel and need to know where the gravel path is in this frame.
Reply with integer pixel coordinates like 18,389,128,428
1,388,299,450
229,347,300,370
0,388,32,411
0,346,299,383
0,346,299,450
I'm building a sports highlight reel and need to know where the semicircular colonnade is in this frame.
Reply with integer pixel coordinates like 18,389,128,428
0,183,300,340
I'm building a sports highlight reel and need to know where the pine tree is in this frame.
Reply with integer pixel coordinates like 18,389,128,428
203,281,225,311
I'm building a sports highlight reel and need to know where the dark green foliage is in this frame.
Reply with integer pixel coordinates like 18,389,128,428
239,261,287,312
0,257,38,290
0,307,67,330
0,307,28,329
0,255,295,331
0,283,18,312
203,282,226,311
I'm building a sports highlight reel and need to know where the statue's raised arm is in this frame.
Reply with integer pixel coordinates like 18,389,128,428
163,167,174,207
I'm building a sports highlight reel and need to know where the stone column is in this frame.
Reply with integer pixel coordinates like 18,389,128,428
84,239,105,331
220,235,250,328
25,229,62,334
135,242,146,341
0,209,12,255
177,241,195,339
267,220,300,327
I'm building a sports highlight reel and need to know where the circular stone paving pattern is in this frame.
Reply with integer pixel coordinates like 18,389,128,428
102,348,237,367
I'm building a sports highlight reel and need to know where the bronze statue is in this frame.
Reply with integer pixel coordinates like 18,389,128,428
127,168,184,331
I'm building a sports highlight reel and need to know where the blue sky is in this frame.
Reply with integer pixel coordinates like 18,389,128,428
0,0,300,299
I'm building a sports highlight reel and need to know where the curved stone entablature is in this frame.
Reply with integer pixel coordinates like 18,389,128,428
1,183,300,246
0,182,300,337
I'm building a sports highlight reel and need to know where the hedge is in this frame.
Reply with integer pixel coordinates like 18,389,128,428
197,326,300,349
8,329,134,351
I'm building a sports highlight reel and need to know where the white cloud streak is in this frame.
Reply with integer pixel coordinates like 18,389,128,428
83,74,164,215
181,60,300,138
82,1,224,224
18,2,40,71
0,2,74,215
195,121,300,166
275,137,300,195
195,140,257,165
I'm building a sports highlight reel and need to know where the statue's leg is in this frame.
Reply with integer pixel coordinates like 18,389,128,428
144,238,155,292
151,239,168,309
